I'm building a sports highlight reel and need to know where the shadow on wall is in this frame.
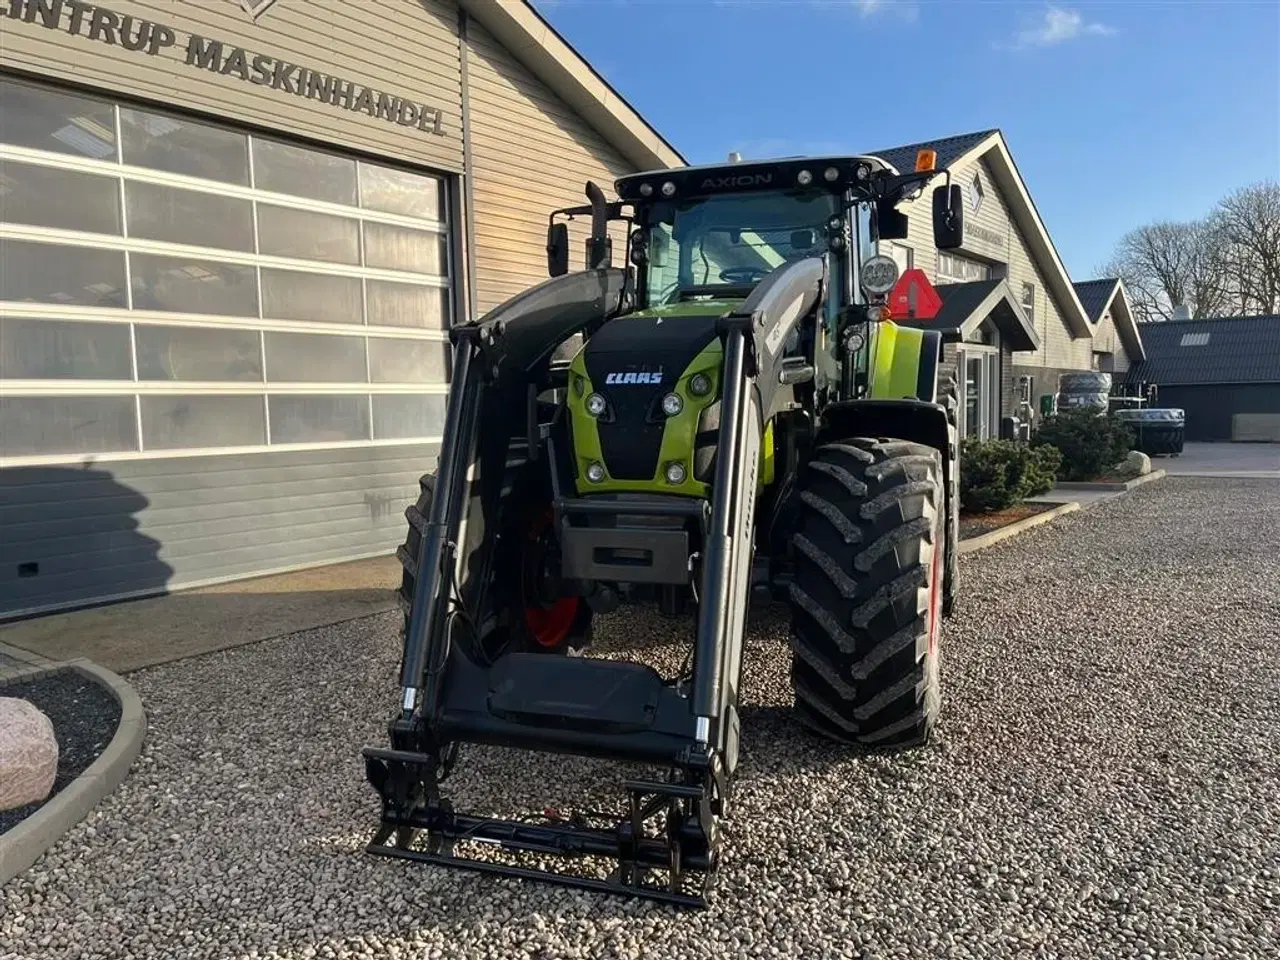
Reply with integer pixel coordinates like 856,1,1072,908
0,463,175,623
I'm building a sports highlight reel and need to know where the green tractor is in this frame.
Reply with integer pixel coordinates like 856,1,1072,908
363,150,967,907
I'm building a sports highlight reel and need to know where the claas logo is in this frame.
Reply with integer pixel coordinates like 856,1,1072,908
604,371,664,385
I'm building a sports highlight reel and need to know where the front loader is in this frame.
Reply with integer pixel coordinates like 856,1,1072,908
362,149,967,908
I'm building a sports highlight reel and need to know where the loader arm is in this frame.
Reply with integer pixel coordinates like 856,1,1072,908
364,256,826,909
396,267,627,716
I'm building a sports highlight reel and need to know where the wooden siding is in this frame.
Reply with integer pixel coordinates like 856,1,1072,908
1093,307,1131,372
0,0,464,173
890,155,1089,373
464,16,637,315
0,444,436,619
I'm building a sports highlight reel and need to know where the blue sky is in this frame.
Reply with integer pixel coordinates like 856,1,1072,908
531,0,1280,279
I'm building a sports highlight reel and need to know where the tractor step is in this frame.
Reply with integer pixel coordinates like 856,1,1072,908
488,654,664,733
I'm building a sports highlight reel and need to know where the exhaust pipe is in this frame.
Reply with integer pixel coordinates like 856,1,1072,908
585,180,611,270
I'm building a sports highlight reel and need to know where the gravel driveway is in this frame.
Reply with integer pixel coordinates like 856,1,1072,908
3,477,1278,960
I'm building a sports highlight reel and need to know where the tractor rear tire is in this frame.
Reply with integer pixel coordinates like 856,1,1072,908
787,438,945,749
396,445,591,662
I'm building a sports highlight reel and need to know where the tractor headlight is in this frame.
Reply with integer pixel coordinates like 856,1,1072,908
689,373,713,397
661,181,677,197
664,461,687,485
586,461,606,483
639,182,654,197
797,169,813,186
823,166,840,182
585,392,607,417
661,392,683,416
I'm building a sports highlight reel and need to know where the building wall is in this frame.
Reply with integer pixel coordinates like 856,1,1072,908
1093,306,1131,373
1155,384,1280,442
0,0,652,617
0,0,466,173
463,16,636,314
882,154,1091,375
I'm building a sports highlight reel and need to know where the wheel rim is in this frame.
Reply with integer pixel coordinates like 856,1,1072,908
525,597,581,648
523,507,581,648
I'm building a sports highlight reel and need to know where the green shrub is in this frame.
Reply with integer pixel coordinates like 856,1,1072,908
1031,407,1134,481
959,439,1063,513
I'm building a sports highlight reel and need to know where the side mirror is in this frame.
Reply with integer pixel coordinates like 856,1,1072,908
547,222,569,277
875,196,909,241
932,184,965,250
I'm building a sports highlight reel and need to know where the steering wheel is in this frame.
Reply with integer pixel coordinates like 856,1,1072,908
718,266,768,285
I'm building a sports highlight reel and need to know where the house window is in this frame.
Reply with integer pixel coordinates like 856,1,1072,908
1021,281,1036,323
884,241,913,274
968,172,985,213
937,251,991,285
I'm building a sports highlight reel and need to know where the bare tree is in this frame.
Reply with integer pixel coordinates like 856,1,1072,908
1098,220,1231,322
1211,180,1280,315
1099,179,1280,322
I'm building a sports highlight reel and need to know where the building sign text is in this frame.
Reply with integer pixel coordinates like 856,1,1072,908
5,0,448,137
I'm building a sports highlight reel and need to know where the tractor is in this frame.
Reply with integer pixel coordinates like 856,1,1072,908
362,149,967,907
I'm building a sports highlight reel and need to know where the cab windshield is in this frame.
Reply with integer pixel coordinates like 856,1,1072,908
642,190,841,306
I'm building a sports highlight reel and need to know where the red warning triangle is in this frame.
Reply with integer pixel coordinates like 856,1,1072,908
887,268,943,321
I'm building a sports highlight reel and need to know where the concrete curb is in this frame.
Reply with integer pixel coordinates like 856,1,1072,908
958,501,1080,556
1054,469,1167,493
0,658,146,887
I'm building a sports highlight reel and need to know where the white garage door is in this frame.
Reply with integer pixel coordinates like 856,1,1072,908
0,74,456,464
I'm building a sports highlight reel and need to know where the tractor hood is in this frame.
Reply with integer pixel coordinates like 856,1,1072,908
566,301,736,491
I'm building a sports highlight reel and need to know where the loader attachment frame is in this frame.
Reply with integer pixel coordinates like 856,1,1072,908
361,256,826,909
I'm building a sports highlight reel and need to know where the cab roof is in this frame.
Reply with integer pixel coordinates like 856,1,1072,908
613,154,900,203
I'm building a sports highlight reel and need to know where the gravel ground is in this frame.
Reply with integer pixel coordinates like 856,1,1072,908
2,477,1278,960
0,670,121,834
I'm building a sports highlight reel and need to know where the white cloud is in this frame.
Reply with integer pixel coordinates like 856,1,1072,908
852,0,918,19
1013,5,1116,48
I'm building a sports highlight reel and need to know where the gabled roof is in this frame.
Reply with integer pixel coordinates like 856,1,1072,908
1126,315,1280,386
865,130,1094,342
864,130,1000,178
1072,278,1146,363
461,1,685,170
896,279,1041,353
1072,279,1118,322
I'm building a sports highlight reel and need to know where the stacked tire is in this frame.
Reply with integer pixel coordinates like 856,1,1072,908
1057,372,1111,413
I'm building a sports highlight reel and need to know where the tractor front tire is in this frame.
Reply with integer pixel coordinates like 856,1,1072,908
787,438,946,749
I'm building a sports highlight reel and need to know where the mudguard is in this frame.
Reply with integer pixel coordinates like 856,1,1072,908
817,324,959,613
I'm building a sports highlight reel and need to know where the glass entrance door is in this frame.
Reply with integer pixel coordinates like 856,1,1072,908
961,349,1000,440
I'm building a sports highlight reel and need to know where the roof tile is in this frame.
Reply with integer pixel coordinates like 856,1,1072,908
1126,315,1280,385
1071,279,1120,324
863,130,1000,175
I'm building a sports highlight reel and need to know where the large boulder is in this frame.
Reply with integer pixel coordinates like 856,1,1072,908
0,697,59,811
1125,450,1152,476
